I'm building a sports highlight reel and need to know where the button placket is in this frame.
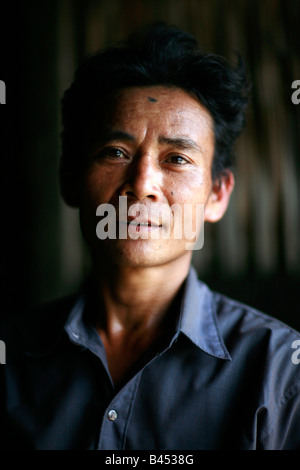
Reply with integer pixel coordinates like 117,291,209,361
97,374,142,450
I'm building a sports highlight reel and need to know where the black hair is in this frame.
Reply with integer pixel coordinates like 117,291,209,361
60,22,250,206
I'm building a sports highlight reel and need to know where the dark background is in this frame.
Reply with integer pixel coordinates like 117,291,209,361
1,0,300,330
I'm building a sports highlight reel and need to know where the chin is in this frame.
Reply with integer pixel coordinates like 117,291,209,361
94,238,189,268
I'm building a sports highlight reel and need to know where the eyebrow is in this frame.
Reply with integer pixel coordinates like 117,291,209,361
96,130,204,154
97,129,135,144
158,136,204,154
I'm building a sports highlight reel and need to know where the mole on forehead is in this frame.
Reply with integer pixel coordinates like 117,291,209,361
147,96,158,103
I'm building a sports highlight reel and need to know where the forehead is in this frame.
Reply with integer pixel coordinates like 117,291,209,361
106,85,214,137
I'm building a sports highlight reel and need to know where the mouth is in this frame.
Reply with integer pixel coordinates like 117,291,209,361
117,219,162,233
128,220,161,227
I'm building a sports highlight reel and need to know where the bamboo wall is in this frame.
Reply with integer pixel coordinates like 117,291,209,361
3,0,300,328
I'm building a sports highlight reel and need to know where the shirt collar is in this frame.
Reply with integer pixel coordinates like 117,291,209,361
65,265,231,362
178,266,231,360
64,293,106,360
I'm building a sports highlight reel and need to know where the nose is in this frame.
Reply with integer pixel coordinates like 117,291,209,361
119,154,162,202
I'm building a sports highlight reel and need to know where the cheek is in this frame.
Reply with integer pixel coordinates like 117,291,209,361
167,174,210,242
168,170,210,206
82,166,116,206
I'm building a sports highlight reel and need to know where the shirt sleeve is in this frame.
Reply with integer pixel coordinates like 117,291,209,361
258,388,300,450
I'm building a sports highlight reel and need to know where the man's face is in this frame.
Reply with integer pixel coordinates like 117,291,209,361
79,85,228,268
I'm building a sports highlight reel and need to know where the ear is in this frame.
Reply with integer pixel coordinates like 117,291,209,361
204,170,235,223
59,159,81,208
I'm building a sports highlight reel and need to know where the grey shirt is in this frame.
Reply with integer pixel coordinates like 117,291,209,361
1,266,300,449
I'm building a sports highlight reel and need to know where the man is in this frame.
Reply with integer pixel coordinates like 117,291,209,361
1,23,300,450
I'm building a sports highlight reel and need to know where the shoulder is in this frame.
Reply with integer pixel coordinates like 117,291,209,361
212,289,300,345
208,287,300,399
209,290,300,447
0,294,78,358
189,267,300,351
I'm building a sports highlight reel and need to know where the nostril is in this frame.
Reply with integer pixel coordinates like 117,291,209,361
119,176,161,201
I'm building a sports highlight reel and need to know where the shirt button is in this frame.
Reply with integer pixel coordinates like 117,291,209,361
108,409,118,421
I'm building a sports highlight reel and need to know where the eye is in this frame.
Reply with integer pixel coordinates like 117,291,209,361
96,147,127,160
166,155,189,165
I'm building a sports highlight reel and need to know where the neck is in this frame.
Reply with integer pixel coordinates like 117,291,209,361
92,255,191,335
88,254,191,386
